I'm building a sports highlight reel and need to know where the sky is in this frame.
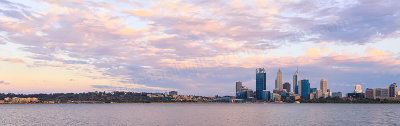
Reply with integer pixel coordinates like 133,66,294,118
0,0,400,96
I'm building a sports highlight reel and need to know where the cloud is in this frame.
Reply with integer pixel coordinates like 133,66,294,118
0,0,399,95
0,57,25,63
0,81,10,85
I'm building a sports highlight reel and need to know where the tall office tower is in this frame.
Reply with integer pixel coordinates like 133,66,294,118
301,79,311,99
298,80,302,95
256,68,267,100
275,69,283,91
320,79,327,93
236,81,243,97
293,67,299,94
365,88,375,99
354,84,362,93
389,83,398,97
283,82,291,92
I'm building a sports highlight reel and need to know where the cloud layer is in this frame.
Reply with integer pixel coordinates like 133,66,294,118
0,0,399,95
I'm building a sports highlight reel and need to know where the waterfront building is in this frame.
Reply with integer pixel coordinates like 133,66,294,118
272,93,281,101
347,93,364,99
293,67,299,94
309,93,314,100
310,88,317,94
283,82,291,92
247,89,254,99
316,90,323,98
236,81,243,97
365,88,375,99
354,84,362,93
169,91,178,96
389,83,397,97
275,69,283,91
301,79,311,99
261,90,271,101
320,79,327,93
332,92,342,98
256,68,267,100
375,87,390,98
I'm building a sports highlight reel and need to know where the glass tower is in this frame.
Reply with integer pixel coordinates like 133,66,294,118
301,79,310,99
293,67,299,94
256,68,266,100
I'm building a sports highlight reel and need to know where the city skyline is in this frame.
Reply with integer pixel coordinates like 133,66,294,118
0,0,400,96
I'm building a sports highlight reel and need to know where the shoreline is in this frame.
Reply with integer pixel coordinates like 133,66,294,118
2,102,400,105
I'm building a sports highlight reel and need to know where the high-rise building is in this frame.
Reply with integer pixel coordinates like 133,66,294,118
365,88,375,99
256,68,267,100
301,79,311,99
293,67,299,94
389,83,397,97
236,81,242,97
283,82,291,92
320,79,327,93
354,84,362,93
298,80,302,95
275,69,283,91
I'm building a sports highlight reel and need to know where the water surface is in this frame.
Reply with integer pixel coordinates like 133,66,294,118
1,104,399,126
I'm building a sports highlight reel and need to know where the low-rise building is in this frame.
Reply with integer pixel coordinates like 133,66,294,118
332,92,342,98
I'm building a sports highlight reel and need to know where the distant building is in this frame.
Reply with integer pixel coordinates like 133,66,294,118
365,88,375,99
298,80,302,96
236,81,243,97
283,82,291,92
272,93,281,101
376,87,389,98
256,68,267,100
354,84,362,93
332,92,342,98
293,67,299,94
389,83,397,97
247,89,254,99
169,91,178,96
320,79,327,93
301,79,311,99
275,69,283,91
347,93,364,99
316,90,323,98
261,90,271,101
310,88,317,94
309,93,314,100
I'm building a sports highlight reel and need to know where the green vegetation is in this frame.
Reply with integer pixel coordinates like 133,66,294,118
0,91,175,103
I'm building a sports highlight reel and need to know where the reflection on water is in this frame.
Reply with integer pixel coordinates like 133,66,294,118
1,104,399,126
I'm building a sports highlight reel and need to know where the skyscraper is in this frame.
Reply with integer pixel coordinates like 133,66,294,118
293,67,299,94
320,79,327,93
389,83,397,97
354,84,362,93
298,80,302,95
236,81,242,97
275,69,283,91
301,79,310,99
256,68,267,100
283,82,291,92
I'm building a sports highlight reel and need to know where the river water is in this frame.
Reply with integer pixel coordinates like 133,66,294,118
1,103,399,126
